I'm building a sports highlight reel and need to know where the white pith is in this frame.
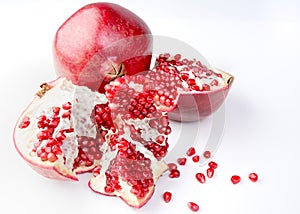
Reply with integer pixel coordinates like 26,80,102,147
15,78,108,174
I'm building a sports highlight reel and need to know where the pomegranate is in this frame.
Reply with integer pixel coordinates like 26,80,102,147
13,77,171,208
151,53,234,121
53,3,152,93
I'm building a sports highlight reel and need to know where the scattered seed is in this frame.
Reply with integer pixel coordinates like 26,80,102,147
249,173,258,182
163,191,172,203
188,202,199,212
208,161,218,169
206,167,214,178
195,173,206,184
231,175,241,184
167,163,177,171
177,157,187,166
203,150,211,159
169,169,180,178
186,147,196,156
192,155,200,163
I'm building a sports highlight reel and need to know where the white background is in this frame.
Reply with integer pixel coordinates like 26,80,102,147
1,0,300,213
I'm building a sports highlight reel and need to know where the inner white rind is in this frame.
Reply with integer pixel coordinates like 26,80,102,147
15,78,108,174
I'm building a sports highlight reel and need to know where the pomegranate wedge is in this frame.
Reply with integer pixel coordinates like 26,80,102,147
152,53,234,121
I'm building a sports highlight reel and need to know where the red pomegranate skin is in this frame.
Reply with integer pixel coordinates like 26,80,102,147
168,69,234,121
53,3,152,92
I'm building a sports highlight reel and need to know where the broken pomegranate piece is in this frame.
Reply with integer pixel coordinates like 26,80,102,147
89,79,172,207
14,78,110,180
151,53,234,121
14,77,170,208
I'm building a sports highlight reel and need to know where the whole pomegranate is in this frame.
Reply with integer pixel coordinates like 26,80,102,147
13,77,171,207
53,3,152,92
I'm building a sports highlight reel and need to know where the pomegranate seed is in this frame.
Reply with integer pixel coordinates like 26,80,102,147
49,117,60,128
192,155,200,163
163,191,172,203
62,102,72,110
47,153,57,162
231,175,241,184
19,116,30,129
249,173,258,182
188,202,199,212
186,147,196,156
208,161,218,169
52,106,60,115
195,173,206,184
210,79,219,86
167,163,177,171
169,169,180,178
203,150,211,159
56,131,66,141
62,111,71,118
216,73,223,78
202,84,211,91
37,130,50,140
40,153,48,161
206,167,214,178
177,157,187,166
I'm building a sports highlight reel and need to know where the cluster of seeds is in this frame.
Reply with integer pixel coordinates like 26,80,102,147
154,53,224,92
29,102,74,163
104,75,172,160
103,137,154,198
163,147,259,212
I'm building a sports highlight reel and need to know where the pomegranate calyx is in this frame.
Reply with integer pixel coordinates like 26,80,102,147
109,63,126,82
36,83,53,98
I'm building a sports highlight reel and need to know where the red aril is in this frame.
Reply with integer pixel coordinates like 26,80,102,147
163,191,172,203
208,161,218,169
188,202,200,212
192,155,200,163
231,175,241,184
206,167,214,178
249,173,258,182
186,147,196,156
177,157,187,166
167,163,177,171
169,169,180,178
195,173,206,184
203,150,211,159
53,3,152,93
